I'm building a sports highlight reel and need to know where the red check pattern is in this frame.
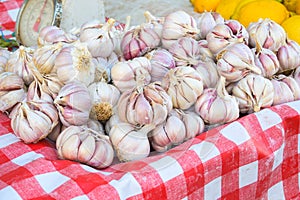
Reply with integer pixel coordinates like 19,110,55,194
0,100,299,199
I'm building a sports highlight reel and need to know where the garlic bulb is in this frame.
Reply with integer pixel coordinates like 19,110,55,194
193,59,220,89
198,39,215,62
232,74,274,113
10,100,59,143
216,43,261,83
252,44,280,78
118,82,172,126
206,19,249,55
6,46,35,86
105,113,121,135
109,123,154,162
121,23,160,60
54,41,95,86
39,73,64,99
271,75,300,106
169,37,203,67
27,78,54,103
194,76,239,125
143,11,165,38
54,82,92,126
178,110,205,140
88,81,120,121
80,18,117,58
0,48,10,73
56,125,114,169
38,26,77,46
145,48,176,82
0,72,26,112
33,42,64,74
195,11,224,40
92,52,119,83
277,39,300,73
47,121,62,142
162,10,199,49
247,18,286,52
161,66,203,110
292,66,300,87
86,118,105,134
111,57,152,92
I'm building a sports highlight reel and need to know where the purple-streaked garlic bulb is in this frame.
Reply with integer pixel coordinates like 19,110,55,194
121,23,160,60
216,43,261,83
247,18,286,52
0,48,10,73
143,11,165,38
111,57,152,92
39,73,64,99
145,48,176,82
54,41,95,86
198,39,215,62
118,81,172,126
27,78,53,103
56,125,114,168
54,82,92,127
232,74,274,114
194,76,239,125
193,59,220,89
206,19,249,55
271,75,300,106
161,66,204,110
252,44,280,78
0,72,26,112
10,100,59,144
195,11,224,40
161,10,199,49
277,39,300,73
38,26,77,47
6,46,35,86
80,18,117,58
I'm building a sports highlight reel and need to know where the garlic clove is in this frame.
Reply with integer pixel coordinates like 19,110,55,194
61,134,80,160
78,134,96,163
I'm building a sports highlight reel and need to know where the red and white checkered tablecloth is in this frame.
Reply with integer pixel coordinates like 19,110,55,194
0,100,299,199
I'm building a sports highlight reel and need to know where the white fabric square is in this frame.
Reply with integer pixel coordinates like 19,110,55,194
268,181,285,200
220,121,250,145
286,101,300,114
0,186,22,200
7,8,19,21
239,161,258,188
80,164,112,176
272,143,285,171
189,141,220,163
0,133,20,148
255,109,282,131
71,195,90,200
35,171,70,193
11,151,43,166
149,156,183,182
109,172,142,199
204,177,221,200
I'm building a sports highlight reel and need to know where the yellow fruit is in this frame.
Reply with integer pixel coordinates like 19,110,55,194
216,0,243,19
281,15,300,44
295,1,300,14
193,0,222,13
283,0,297,12
232,0,290,27
190,0,195,5
231,0,261,19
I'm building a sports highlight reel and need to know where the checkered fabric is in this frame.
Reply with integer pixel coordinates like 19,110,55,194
0,0,23,38
0,99,299,199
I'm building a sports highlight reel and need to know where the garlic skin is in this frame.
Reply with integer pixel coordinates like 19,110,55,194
216,43,261,83
180,110,205,140
27,79,54,103
0,72,26,112
121,23,160,60
109,123,154,162
277,39,300,73
247,18,286,52
162,10,199,49
232,74,274,114
117,82,172,126
193,59,220,89
86,118,105,134
54,42,95,86
143,11,165,38
6,46,35,86
54,82,92,127
38,26,77,46
0,48,11,73
39,73,64,99
198,39,215,62
195,11,224,40
292,66,300,87
145,48,176,82
88,81,121,121
111,57,152,92
33,42,64,74
10,100,59,143
105,113,121,135
161,66,204,110
56,125,114,169
194,76,240,125
206,19,249,55
80,18,117,58
47,121,62,142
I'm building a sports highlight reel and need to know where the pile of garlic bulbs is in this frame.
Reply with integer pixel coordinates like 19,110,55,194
1,10,300,169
